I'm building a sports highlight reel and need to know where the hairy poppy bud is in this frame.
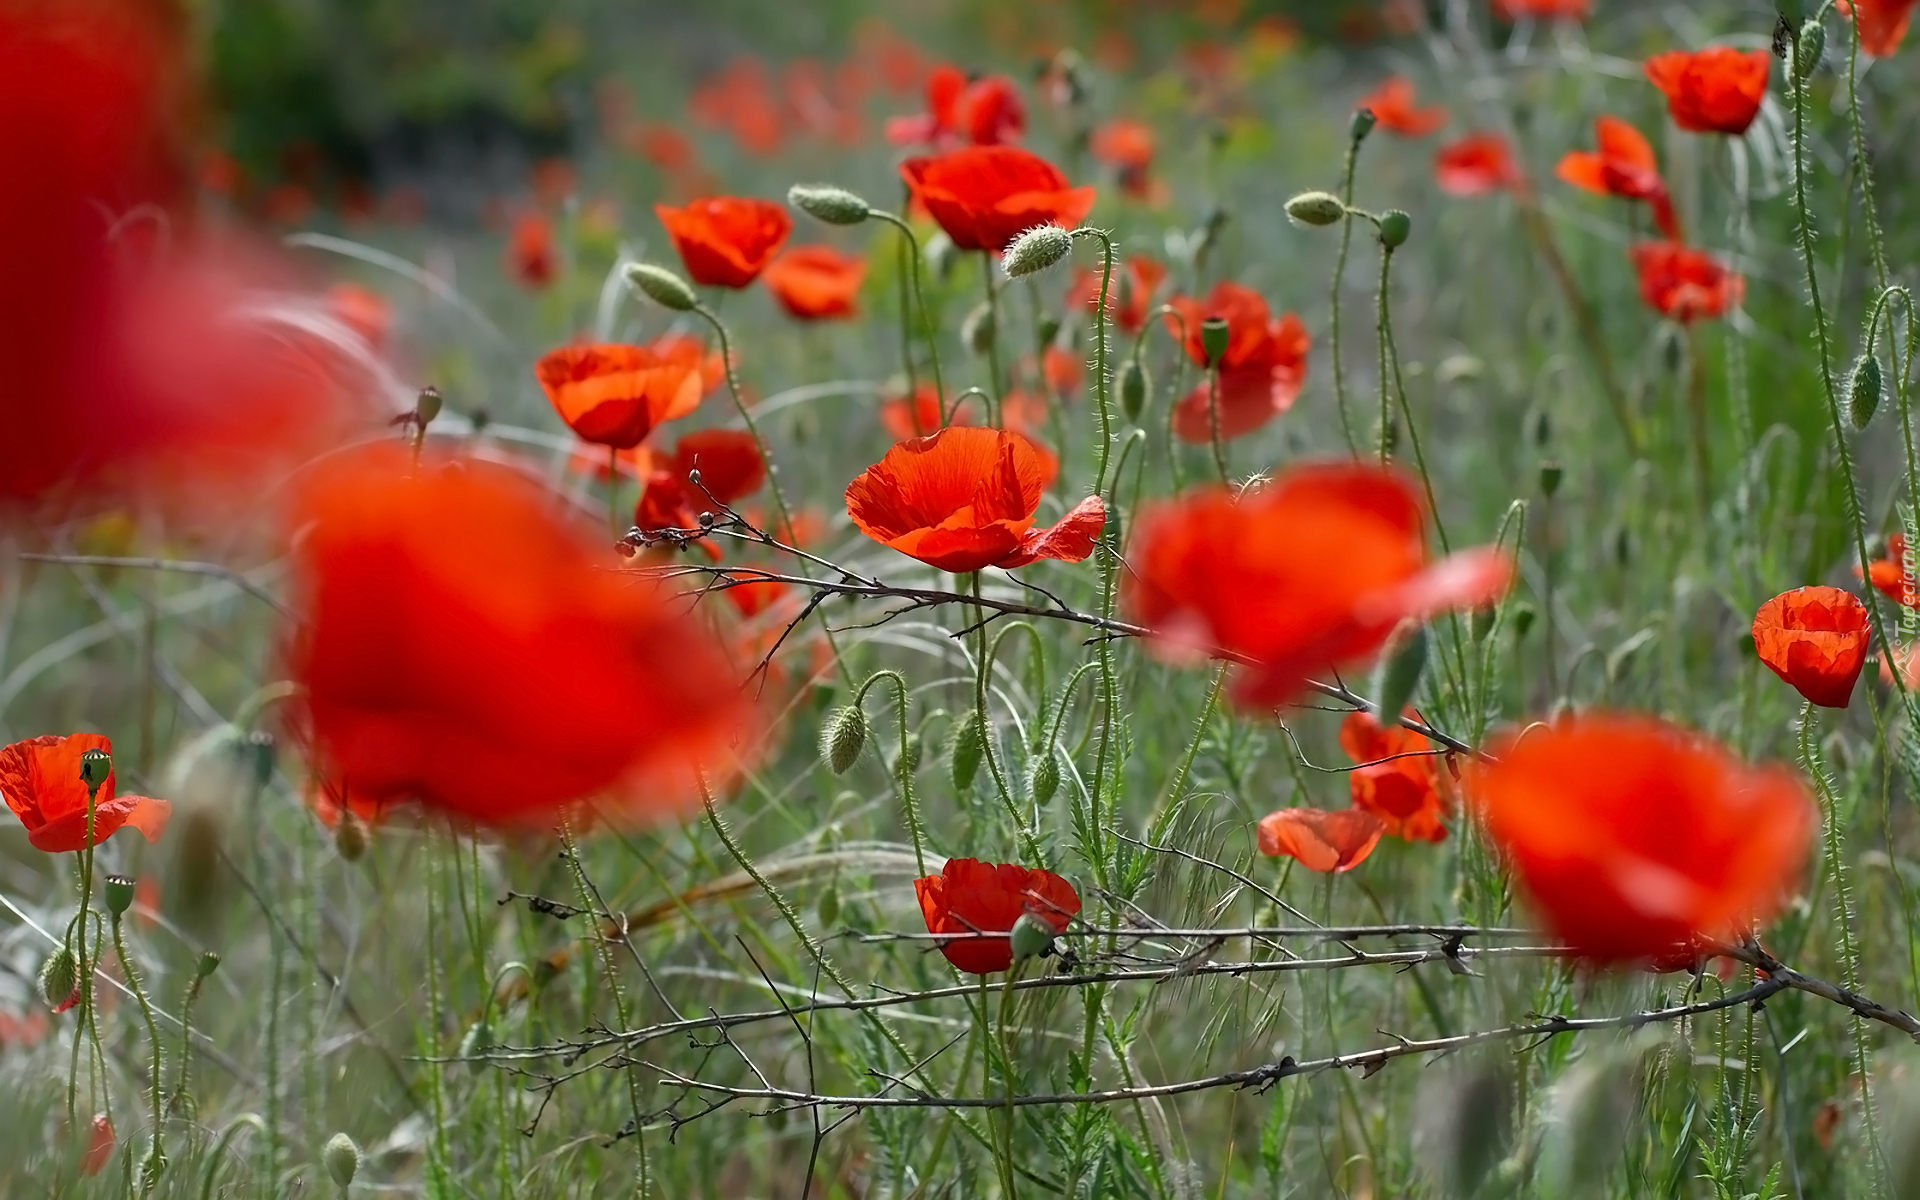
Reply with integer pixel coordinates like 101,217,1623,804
1008,912,1057,961
625,263,699,312
324,1131,361,1190
1351,107,1378,143
1003,225,1074,279
787,183,871,225
1539,460,1563,498
1794,19,1825,82
1378,210,1412,250
458,1016,493,1074
1200,317,1230,369
820,705,868,775
893,733,921,780
962,302,996,355
949,711,986,792
1371,620,1428,728
333,807,368,862
196,950,221,979
1027,750,1060,808
104,874,136,917
1470,606,1497,643
816,879,841,929
1511,603,1536,640
39,946,78,1012
1285,191,1346,227
415,385,443,428
1118,357,1149,423
78,748,111,793
1849,353,1883,429
926,232,957,281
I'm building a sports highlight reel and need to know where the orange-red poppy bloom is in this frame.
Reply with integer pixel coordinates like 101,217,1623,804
285,442,756,828
1257,807,1384,873
900,146,1097,254
506,214,558,289
726,578,791,619
1355,76,1448,137
761,245,866,320
886,65,1025,147
880,385,966,441
634,429,768,543
1859,533,1918,606
655,196,792,289
1090,118,1156,198
1468,714,1815,963
914,857,1082,974
0,733,170,854
1340,710,1449,842
1042,345,1083,399
1435,133,1523,196
1492,0,1589,18
1556,116,1679,240
1163,283,1310,443
1068,256,1167,336
535,344,704,449
82,1113,114,1176
1124,462,1513,708
1845,0,1918,56
1752,586,1872,709
1644,48,1771,136
326,284,392,350
884,63,968,146
1630,241,1744,323
845,427,1105,574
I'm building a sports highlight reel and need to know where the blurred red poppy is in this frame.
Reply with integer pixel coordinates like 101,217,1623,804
1752,586,1871,709
286,442,757,828
953,75,1026,145
885,63,968,146
82,1113,113,1176
1845,0,1918,56
1043,345,1084,399
915,857,1081,974
656,196,792,288
1491,0,1589,18
1163,283,1310,443
1556,116,1679,240
1257,808,1384,873
881,385,964,440
326,284,392,351
1644,48,1771,136
761,246,866,320
726,578,791,619
1069,256,1167,336
535,344,704,449
1435,133,1523,196
1355,77,1448,137
1090,118,1156,198
1340,710,1449,842
506,214,558,289
307,775,391,832
1859,532,1917,606
845,427,1104,573
1630,241,1743,323
0,733,169,854
634,429,769,545
900,146,1097,254
1468,714,1815,963
1123,462,1513,708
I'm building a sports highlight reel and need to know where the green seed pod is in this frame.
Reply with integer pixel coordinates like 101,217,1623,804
333,808,369,863
104,874,136,917
1370,620,1429,728
1849,353,1884,429
458,1016,493,1074
1200,317,1230,368
892,733,921,781
323,1131,361,1190
1350,107,1378,143
1118,356,1149,423
1027,751,1060,808
1002,225,1073,279
1378,209,1412,250
1469,606,1497,643
787,183,871,225
949,711,986,792
78,747,112,792
1284,191,1346,228
39,946,77,1010
196,950,221,980
820,705,868,776
625,263,699,312
816,880,841,930
1795,19,1825,82
1539,460,1563,498
962,302,996,355
1009,912,1057,961
414,385,443,428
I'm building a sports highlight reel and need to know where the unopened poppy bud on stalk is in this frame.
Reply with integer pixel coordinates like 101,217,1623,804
787,183,871,225
323,1131,360,1191
1371,620,1429,728
625,263,699,312
1200,317,1231,369
820,705,868,776
1794,20,1825,82
1378,210,1412,250
1002,224,1074,279
39,946,77,1011
962,302,996,355
1284,191,1347,228
1008,912,1058,961
196,949,221,979
1027,749,1060,806
1540,460,1563,497
78,747,111,793
1351,107,1378,143
1118,356,1149,423
1849,353,1883,429
104,874,135,917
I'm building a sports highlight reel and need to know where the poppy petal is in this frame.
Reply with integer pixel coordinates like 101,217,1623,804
998,495,1106,568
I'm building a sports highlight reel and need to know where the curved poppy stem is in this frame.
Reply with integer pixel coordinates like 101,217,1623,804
1070,228,1118,497
870,209,946,422
853,670,928,877
1154,305,1192,493
110,911,165,1195
980,253,1005,423
65,782,101,1133
1205,366,1229,483
1329,129,1364,458
969,572,1042,864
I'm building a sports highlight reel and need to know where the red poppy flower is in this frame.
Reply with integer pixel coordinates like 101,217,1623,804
1630,241,1744,323
884,63,968,146
307,775,391,832
914,857,1081,974
1644,48,1771,136
1340,710,1449,842
535,344,704,449
1257,808,1384,873
1858,533,1918,607
655,196,792,288
952,75,1026,145
1468,714,1815,963
1090,118,1156,197
1491,0,1589,18
326,284,392,351
82,1113,114,1176
1042,345,1084,399
761,245,866,320
1068,256,1166,336
506,214,557,289
1355,76,1448,137
1123,462,1513,708
880,385,965,441
1435,133,1523,196
1846,0,1918,56
1163,283,1310,443
845,427,1105,574
0,733,170,854
1752,586,1872,709
634,429,768,545
726,578,791,619
900,146,1097,254
1556,116,1679,240
285,442,757,828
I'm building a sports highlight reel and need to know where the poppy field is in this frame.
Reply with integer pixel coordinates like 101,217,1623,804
8,0,1920,1195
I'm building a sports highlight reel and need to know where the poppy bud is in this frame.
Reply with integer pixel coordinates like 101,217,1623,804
787,183,871,225
1511,603,1536,640
248,730,275,787
1351,107,1378,143
1285,191,1347,228
78,747,112,793
39,946,77,1012
323,1131,361,1189
1003,225,1074,279
104,874,136,917
1794,19,1825,82
949,711,986,792
963,302,997,355
1470,606,1497,643
625,263,699,312
1118,357,1149,423
926,232,957,281
458,1016,493,1073
1038,314,1062,347
333,807,368,862
893,733,921,780
415,385,443,428
1529,408,1552,447
1612,525,1633,566
196,950,221,979
1539,460,1563,497
816,880,841,929
820,705,868,775
1027,750,1060,807
1008,912,1057,961
1200,317,1230,369
1378,210,1412,250
1849,353,1883,429
1374,413,1400,457
1371,621,1428,729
